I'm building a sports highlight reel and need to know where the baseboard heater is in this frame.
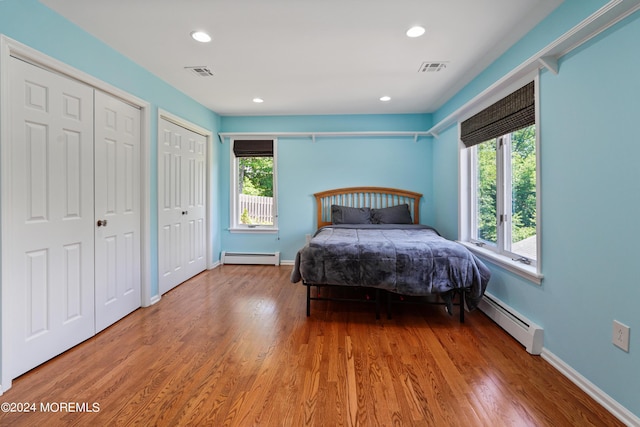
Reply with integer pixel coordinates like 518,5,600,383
221,251,280,266
478,292,544,355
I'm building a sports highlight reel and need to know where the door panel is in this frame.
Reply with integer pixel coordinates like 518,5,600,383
94,91,141,333
183,129,207,279
8,57,95,378
158,126,184,290
158,118,207,294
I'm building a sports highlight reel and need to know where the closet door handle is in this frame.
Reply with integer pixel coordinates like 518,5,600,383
97,219,108,227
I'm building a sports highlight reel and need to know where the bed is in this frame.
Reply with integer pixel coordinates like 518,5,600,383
290,187,490,321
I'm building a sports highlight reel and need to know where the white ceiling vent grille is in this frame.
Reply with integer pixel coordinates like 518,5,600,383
185,66,214,77
418,62,447,73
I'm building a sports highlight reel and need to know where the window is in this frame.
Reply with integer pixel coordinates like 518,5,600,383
460,80,541,281
230,138,277,232
472,125,537,261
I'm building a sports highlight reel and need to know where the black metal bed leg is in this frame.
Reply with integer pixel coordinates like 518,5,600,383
306,284,311,317
459,290,465,323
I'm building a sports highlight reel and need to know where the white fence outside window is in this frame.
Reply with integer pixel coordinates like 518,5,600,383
239,194,274,224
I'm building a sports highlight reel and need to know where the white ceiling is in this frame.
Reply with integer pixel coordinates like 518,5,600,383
39,0,562,116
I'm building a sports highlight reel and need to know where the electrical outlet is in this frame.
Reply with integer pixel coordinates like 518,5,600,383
612,320,630,352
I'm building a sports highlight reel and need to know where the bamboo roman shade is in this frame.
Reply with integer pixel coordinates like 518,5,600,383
460,81,535,147
233,139,273,157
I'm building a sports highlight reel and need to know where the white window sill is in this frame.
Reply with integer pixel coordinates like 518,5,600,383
229,227,279,234
458,241,543,285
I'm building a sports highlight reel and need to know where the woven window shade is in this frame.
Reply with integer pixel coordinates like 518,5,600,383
460,81,535,147
233,139,273,157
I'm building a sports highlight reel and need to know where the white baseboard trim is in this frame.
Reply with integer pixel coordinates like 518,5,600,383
280,259,294,266
221,251,280,266
478,292,544,354
541,348,640,426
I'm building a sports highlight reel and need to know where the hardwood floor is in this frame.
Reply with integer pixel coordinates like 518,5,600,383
0,265,623,426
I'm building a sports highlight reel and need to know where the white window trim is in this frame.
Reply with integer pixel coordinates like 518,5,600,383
458,241,543,284
458,73,543,284
229,137,278,233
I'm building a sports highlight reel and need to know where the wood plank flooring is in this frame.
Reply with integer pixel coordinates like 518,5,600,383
0,265,624,426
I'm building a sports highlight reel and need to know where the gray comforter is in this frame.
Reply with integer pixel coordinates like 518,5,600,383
291,224,490,310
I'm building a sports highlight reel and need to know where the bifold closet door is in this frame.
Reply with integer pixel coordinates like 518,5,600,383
94,91,142,333
7,57,96,379
158,118,207,295
6,58,143,379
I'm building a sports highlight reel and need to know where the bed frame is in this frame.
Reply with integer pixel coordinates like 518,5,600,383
314,186,422,228
305,187,466,321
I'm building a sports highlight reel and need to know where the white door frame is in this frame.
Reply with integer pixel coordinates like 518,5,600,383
0,35,152,392
158,109,214,275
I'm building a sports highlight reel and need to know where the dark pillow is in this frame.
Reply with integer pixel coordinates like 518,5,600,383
331,205,372,224
371,204,413,224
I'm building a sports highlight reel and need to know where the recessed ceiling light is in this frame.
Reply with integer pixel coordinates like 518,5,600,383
253,98,264,103
380,96,391,102
406,26,425,38
191,31,211,43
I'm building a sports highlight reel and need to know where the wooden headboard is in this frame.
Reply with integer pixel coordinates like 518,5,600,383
314,187,423,229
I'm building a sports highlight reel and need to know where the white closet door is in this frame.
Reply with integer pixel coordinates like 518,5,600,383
158,118,206,294
94,91,141,332
7,57,95,378
182,124,207,280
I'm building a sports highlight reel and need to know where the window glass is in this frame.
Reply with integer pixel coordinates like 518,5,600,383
237,156,274,226
475,138,497,247
509,125,536,261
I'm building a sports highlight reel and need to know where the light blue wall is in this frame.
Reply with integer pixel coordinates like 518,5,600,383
539,13,640,412
431,3,640,417
220,114,433,260
0,0,222,298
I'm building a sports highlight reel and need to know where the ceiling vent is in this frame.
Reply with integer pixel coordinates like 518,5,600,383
185,66,214,77
418,62,447,73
